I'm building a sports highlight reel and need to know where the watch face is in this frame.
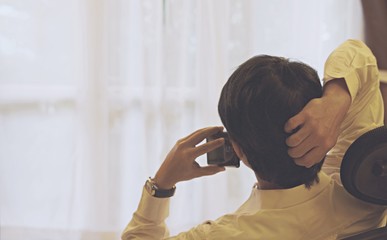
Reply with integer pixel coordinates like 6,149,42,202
145,179,156,196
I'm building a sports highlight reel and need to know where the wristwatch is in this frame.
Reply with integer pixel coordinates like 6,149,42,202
145,177,176,198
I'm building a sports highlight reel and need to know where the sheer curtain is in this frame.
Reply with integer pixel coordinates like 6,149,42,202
0,0,363,239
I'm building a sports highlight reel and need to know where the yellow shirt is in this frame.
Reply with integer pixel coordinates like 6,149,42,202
122,40,386,240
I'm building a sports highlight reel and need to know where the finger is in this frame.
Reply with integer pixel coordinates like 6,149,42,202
284,113,305,133
286,124,312,148
184,126,224,146
193,165,226,178
192,138,225,158
287,132,316,158
293,147,326,168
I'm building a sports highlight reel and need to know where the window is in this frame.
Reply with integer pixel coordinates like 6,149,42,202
0,0,363,238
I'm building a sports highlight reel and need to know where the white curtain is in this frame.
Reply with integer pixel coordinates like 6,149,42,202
0,0,363,239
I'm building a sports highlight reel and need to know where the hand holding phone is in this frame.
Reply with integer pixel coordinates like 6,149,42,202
206,132,240,168
153,127,226,189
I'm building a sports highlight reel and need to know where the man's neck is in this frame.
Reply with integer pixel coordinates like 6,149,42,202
255,175,285,190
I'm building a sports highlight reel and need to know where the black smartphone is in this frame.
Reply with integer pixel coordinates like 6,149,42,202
206,132,240,168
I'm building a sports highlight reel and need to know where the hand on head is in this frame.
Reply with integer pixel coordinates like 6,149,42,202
284,98,338,168
284,79,351,168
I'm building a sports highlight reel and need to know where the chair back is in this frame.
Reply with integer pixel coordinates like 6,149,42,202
340,126,387,240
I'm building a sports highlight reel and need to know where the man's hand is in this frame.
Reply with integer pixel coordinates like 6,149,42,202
284,79,351,168
153,126,226,189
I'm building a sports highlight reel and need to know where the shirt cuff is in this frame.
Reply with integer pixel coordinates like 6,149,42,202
136,186,170,222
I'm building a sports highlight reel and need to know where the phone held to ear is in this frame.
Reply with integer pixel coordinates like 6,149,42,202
206,132,240,168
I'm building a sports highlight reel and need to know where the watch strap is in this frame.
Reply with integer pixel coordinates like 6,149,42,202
145,178,176,198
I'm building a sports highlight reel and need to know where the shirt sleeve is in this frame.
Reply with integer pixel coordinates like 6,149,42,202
322,39,384,176
121,187,211,240
121,187,171,240
323,39,380,103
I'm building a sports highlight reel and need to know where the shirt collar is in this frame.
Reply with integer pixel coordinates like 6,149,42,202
250,172,332,209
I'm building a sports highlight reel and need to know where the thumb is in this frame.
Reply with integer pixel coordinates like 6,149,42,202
195,166,226,178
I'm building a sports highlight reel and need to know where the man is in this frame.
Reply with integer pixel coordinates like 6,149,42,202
122,40,386,239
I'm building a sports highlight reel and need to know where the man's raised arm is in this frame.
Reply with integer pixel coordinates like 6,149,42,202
285,39,383,168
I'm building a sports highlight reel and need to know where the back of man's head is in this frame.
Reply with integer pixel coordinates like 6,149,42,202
218,55,323,188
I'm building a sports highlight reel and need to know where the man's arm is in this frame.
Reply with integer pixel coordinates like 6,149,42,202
284,39,382,167
122,127,226,240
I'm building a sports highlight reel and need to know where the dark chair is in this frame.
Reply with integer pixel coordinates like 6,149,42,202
340,126,387,240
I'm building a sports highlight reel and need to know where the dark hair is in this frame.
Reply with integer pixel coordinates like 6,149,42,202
218,55,323,188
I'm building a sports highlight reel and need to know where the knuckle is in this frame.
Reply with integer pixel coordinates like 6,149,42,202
309,119,319,129
287,136,299,147
206,141,216,148
288,148,296,158
293,136,302,145
315,128,326,140
303,110,313,119
176,139,184,145
287,119,296,129
289,148,302,159
176,138,186,147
